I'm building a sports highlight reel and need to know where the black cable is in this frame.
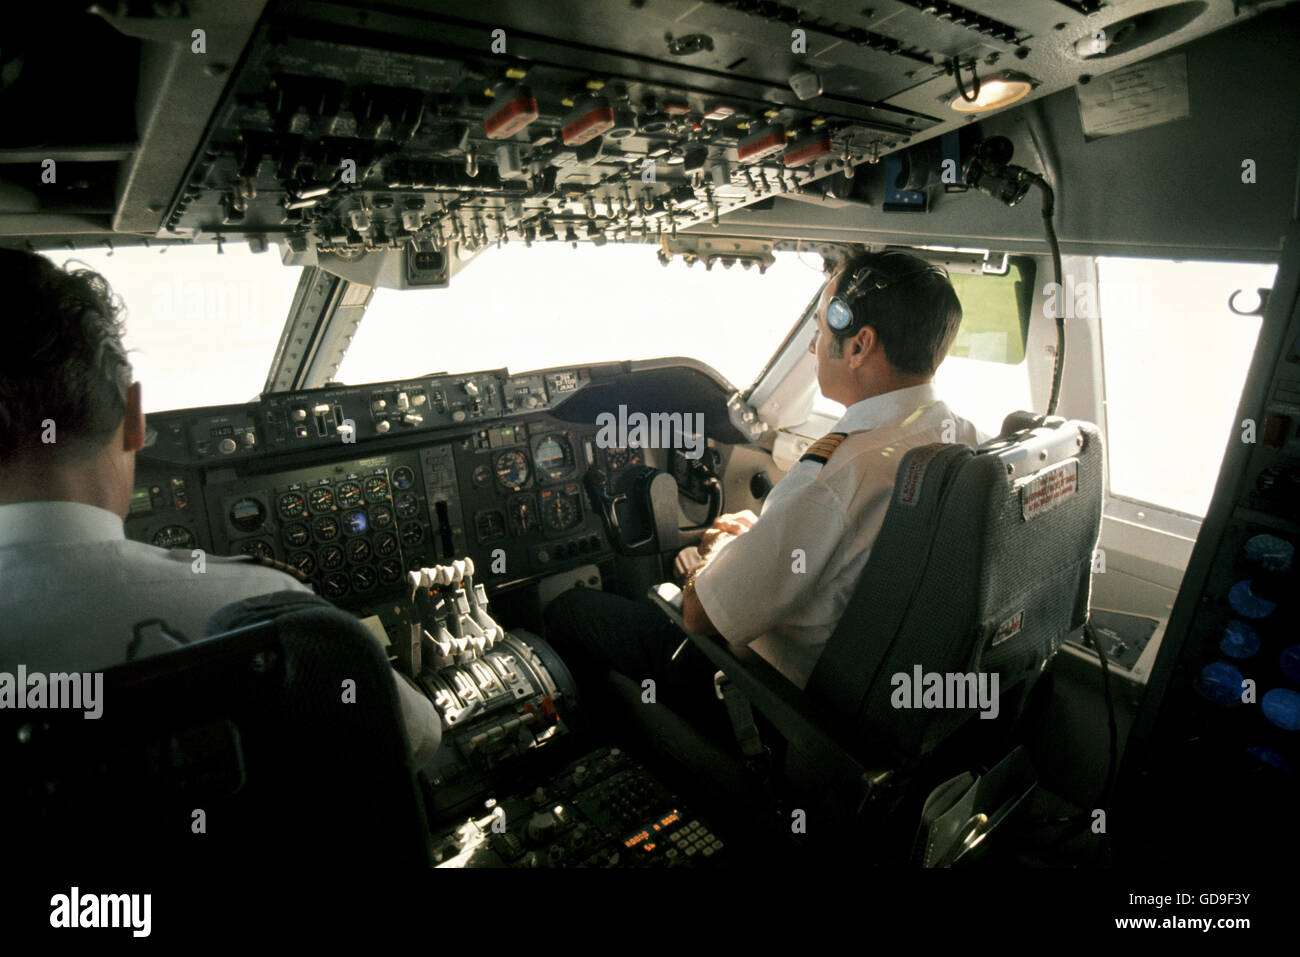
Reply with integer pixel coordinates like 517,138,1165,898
1087,619,1120,809
1030,174,1065,417
1019,618,1119,855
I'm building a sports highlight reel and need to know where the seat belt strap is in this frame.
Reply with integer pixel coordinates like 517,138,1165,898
714,670,765,760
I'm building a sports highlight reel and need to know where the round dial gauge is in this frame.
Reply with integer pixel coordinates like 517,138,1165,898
543,494,580,532
287,551,317,577
342,509,368,535
378,559,403,584
475,509,505,543
152,525,195,549
239,538,274,560
322,572,350,599
308,487,336,514
351,565,377,592
374,532,399,557
319,544,345,571
370,505,394,530
364,476,390,502
391,466,415,491
229,497,266,533
606,447,640,471
400,522,424,546
472,464,493,488
535,436,573,481
394,493,419,519
347,538,372,564
277,491,308,520
312,515,340,542
335,481,364,508
282,522,310,549
494,450,530,490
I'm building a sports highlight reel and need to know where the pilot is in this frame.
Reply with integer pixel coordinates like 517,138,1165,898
0,249,440,765
546,250,984,740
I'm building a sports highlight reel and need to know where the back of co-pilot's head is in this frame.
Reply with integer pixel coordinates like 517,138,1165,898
0,249,132,465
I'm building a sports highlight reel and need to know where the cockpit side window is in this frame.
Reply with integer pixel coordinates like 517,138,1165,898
39,243,304,412
1097,256,1275,518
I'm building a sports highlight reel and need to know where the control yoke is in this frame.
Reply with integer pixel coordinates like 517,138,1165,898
584,466,693,557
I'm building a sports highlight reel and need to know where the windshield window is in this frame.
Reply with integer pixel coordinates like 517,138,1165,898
335,244,826,390
40,243,303,413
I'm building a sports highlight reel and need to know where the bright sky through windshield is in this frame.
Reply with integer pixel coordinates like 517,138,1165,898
336,243,827,389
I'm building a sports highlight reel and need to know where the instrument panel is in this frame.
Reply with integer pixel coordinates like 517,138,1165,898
123,361,730,622
125,401,643,627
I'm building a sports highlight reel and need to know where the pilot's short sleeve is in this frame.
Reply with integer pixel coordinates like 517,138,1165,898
393,672,442,767
693,481,845,646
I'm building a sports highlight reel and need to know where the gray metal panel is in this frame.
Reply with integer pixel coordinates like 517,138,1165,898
688,8,1299,260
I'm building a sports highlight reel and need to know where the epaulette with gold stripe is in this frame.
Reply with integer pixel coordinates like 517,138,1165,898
246,554,311,583
799,431,848,465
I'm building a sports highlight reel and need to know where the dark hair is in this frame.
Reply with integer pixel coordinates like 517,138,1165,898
0,249,132,462
829,250,963,375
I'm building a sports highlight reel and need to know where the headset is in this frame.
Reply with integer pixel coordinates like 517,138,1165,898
826,255,950,334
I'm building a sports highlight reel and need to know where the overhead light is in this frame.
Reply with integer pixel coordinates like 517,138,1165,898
949,73,1034,114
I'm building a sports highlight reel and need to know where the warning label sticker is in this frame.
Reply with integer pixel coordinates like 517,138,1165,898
897,445,944,507
1019,459,1078,521
1075,52,1190,140
992,610,1025,647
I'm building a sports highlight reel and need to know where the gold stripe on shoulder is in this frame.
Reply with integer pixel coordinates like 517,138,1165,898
251,554,310,582
799,431,849,465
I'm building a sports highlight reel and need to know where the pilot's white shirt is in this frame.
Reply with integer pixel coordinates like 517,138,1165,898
0,500,440,765
694,382,985,689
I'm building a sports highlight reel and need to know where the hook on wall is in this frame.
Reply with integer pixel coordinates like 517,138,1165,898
1228,287,1271,316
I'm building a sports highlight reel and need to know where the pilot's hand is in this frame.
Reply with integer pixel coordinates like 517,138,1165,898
674,545,705,581
698,509,758,558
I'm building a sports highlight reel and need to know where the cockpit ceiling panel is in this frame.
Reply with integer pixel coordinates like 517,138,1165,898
0,0,1286,250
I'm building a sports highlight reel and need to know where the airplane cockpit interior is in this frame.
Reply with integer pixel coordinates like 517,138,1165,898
2,0,1298,934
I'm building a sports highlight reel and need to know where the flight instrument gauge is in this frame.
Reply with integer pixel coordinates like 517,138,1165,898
534,435,574,481
391,466,415,490
239,538,275,560
335,482,364,508
495,450,530,490
308,487,336,514
394,492,419,519
229,497,266,532
278,491,308,520
312,515,341,542
364,476,390,502
542,491,581,532
319,544,345,571
282,522,310,549
152,525,196,549
606,447,641,471
322,573,350,599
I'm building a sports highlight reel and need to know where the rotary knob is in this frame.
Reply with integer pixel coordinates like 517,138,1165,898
527,811,557,844
217,437,237,455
